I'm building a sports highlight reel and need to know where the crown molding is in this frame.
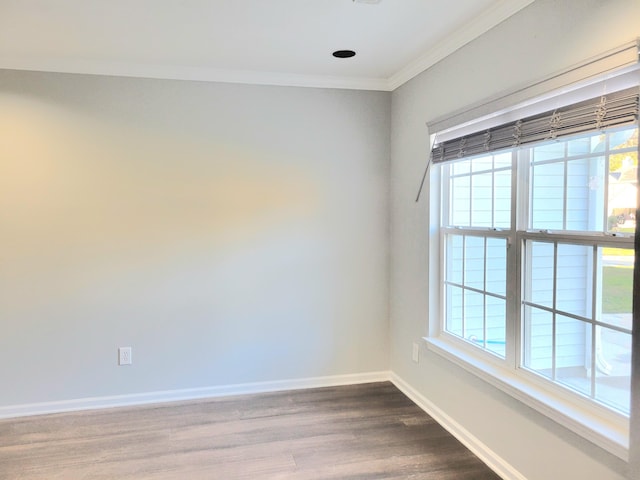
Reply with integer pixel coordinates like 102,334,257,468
0,57,392,91
387,0,535,90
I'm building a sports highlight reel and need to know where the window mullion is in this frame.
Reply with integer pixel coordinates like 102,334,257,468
462,235,466,339
469,172,473,227
507,148,525,369
603,134,611,232
552,242,558,382
565,141,571,230
483,237,488,350
491,158,496,228
590,245,598,400
563,155,568,231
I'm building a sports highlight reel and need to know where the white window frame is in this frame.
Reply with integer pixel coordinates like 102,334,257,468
426,122,637,462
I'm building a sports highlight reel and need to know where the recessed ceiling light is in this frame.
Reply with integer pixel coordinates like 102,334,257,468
333,50,356,58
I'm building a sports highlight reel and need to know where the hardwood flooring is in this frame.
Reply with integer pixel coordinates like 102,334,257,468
0,382,500,479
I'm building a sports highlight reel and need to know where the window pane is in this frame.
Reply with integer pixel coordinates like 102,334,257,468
566,158,605,231
610,126,638,150
486,237,506,296
555,315,591,397
527,241,554,308
531,161,564,230
452,159,471,175
464,236,484,290
530,155,607,233
471,155,493,173
447,234,464,285
597,245,632,413
523,305,553,378
595,326,631,414
567,135,592,157
471,172,493,227
608,140,638,236
493,151,512,169
486,296,506,358
556,244,591,318
533,141,565,162
448,155,512,229
607,177,637,235
522,239,633,413
530,128,638,234
446,285,463,337
444,233,506,358
451,175,470,226
494,169,511,228
463,289,484,344
598,246,633,328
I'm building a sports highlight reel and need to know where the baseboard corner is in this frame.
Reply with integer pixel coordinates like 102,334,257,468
390,371,527,480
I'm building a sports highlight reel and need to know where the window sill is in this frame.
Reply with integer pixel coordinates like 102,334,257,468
424,335,629,461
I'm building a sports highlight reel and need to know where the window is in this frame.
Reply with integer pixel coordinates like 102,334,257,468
442,152,511,359
522,128,637,414
429,86,639,457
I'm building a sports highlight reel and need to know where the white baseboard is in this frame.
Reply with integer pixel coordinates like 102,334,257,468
390,372,526,480
0,370,390,420
0,369,525,480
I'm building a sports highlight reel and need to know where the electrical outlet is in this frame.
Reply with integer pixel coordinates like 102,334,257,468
412,342,420,363
118,347,132,366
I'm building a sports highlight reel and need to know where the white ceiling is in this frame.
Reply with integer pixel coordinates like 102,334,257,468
0,0,534,91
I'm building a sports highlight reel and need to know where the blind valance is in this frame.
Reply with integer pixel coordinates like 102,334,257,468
431,86,639,164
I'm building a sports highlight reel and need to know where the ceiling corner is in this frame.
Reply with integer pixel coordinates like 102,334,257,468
387,0,536,91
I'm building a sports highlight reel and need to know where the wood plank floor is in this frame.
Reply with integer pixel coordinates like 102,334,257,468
0,382,500,479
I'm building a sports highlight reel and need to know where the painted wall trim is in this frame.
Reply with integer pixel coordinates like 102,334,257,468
0,59,392,92
390,372,527,480
0,371,390,420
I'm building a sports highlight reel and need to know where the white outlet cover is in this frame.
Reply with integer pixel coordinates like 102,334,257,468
118,347,132,366
412,342,420,363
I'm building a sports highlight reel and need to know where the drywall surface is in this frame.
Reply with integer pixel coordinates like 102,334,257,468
0,70,390,406
389,0,640,479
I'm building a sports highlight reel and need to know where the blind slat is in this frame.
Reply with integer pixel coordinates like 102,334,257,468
432,87,639,164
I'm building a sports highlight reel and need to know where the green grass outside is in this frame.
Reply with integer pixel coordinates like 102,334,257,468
602,265,633,313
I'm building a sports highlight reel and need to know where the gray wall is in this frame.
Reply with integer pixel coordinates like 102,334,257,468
0,71,390,405
390,0,640,479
